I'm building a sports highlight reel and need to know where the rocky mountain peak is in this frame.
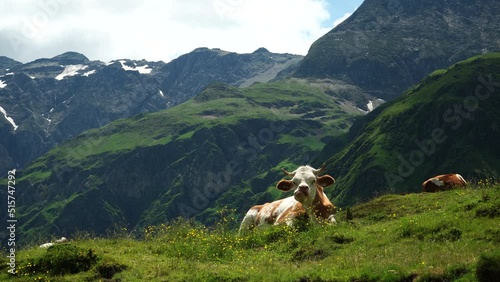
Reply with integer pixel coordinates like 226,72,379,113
0,56,22,72
295,0,500,100
253,47,270,54
51,51,90,65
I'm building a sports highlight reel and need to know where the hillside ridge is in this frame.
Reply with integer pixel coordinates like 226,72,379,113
320,52,500,206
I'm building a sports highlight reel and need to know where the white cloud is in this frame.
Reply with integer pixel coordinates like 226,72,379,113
333,12,352,27
0,0,334,63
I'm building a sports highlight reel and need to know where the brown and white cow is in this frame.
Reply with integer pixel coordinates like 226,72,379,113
422,173,467,192
239,165,336,234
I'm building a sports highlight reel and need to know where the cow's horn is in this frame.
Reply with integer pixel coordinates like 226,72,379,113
281,168,294,177
313,163,326,175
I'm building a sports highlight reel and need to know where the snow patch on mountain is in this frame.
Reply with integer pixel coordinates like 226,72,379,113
0,105,18,131
367,101,374,112
119,60,152,74
56,65,88,80
82,70,96,77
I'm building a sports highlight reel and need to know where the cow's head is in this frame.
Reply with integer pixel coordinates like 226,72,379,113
276,165,335,205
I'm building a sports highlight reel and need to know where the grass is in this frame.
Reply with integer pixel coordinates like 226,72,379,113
2,184,499,281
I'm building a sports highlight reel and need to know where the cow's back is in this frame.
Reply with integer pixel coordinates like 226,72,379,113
239,197,300,233
422,174,467,192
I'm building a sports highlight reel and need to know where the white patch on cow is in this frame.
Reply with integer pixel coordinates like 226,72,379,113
456,174,467,184
289,166,318,206
431,178,445,186
246,208,259,218
328,214,337,224
275,197,297,218
239,208,259,232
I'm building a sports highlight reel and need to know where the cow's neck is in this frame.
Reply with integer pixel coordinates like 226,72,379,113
301,185,329,221
310,186,331,219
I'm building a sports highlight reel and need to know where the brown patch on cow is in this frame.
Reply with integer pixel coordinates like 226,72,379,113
275,203,305,224
311,184,336,220
254,199,286,225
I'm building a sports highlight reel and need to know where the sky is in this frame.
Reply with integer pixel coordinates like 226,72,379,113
0,0,363,64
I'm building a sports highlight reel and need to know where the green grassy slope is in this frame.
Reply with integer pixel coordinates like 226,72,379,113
321,53,500,206
2,184,499,281
6,79,356,246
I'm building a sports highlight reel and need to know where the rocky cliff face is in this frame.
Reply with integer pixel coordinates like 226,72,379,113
0,49,302,174
296,0,500,100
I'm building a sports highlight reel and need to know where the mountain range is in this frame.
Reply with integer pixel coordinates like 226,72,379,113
0,48,302,174
12,79,355,242
1,0,500,245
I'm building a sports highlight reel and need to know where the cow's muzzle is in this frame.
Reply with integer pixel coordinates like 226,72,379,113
294,185,309,198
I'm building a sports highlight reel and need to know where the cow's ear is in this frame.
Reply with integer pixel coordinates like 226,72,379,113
277,180,294,192
317,175,335,187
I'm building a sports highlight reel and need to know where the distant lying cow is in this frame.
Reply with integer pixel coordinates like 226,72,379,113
239,165,336,234
39,237,68,248
422,174,467,192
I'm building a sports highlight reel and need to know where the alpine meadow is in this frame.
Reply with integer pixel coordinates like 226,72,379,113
1,0,500,281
